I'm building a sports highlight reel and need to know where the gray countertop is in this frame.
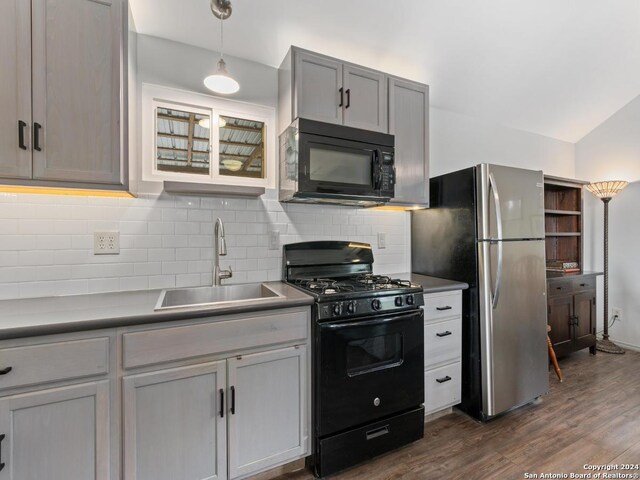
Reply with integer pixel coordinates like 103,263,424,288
390,273,469,293
546,270,603,279
0,282,314,340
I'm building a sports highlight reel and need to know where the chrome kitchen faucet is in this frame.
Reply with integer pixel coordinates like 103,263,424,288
213,217,232,286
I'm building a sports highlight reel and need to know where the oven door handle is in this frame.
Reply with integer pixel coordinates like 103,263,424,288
372,148,383,190
322,311,420,330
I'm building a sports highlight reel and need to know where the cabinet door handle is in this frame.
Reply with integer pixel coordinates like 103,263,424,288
436,306,452,311
436,331,452,337
436,376,452,384
18,121,27,150
345,88,351,108
0,367,12,375
219,388,224,418
338,87,344,107
0,433,5,472
230,386,236,415
33,123,42,151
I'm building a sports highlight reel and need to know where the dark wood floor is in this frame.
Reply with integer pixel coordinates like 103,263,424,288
278,349,640,480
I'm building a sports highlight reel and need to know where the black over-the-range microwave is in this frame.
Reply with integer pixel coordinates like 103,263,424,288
279,118,395,207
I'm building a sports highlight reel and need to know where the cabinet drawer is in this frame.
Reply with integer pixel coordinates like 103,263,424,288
548,279,573,296
573,276,596,292
424,317,462,370
424,362,461,415
422,291,462,322
123,309,309,369
0,337,110,391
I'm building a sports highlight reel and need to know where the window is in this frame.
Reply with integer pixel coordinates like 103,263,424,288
142,84,275,188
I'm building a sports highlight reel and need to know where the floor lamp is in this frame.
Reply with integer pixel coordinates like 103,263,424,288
585,180,628,354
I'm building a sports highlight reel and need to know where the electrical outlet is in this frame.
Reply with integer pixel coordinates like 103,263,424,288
612,307,623,322
269,230,280,250
94,231,120,255
377,232,386,249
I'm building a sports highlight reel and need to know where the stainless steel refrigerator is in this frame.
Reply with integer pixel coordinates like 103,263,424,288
412,164,548,420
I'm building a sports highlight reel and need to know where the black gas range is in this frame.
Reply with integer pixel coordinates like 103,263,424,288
284,241,425,478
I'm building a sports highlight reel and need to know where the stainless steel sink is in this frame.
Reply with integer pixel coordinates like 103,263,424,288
155,283,283,311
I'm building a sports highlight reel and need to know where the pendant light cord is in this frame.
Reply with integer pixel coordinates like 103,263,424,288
220,17,224,60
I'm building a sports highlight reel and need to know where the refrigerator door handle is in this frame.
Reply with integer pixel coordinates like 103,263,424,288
488,173,504,308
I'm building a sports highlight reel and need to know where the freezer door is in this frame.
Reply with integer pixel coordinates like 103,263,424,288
477,164,545,241
478,239,548,418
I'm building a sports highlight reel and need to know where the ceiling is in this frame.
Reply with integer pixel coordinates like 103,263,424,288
129,0,640,143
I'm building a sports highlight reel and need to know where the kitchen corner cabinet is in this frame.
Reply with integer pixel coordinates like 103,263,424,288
388,77,429,207
279,47,388,134
547,275,597,356
0,0,127,189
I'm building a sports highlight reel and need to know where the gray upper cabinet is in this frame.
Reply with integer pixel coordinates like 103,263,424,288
279,47,387,134
0,0,127,190
343,64,387,132
294,51,343,126
388,77,429,207
0,0,32,179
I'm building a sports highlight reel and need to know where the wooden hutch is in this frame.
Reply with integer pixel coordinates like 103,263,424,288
544,175,600,356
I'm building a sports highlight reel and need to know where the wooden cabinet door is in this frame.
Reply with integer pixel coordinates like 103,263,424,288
0,381,110,480
122,362,227,480
227,346,307,479
548,294,574,356
31,0,123,185
294,51,343,125
0,0,32,179
388,77,429,205
343,64,388,132
574,292,597,350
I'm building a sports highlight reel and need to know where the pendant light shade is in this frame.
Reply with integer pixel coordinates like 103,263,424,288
204,58,240,94
585,180,628,200
204,0,239,95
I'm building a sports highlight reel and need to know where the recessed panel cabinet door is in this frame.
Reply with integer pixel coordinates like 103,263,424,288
343,65,387,133
0,381,110,480
31,0,122,185
227,346,308,479
0,0,32,179
388,77,429,205
573,292,596,349
294,51,343,125
548,294,574,355
122,362,227,480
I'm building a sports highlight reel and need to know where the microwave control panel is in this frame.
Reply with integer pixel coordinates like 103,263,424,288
380,152,395,192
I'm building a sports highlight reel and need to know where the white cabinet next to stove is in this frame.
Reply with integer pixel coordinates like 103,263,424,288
422,290,463,416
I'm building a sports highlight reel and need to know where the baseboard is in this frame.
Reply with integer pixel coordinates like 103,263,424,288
245,458,307,480
608,338,640,352
424,407,453,423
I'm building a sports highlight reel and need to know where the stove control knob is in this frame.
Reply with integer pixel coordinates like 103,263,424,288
395,296,404,307
332,303,342,316
406,295,415,306
371,299,381,310
346,301,356,314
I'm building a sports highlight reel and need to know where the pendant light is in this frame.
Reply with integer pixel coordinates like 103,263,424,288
204,0,240,95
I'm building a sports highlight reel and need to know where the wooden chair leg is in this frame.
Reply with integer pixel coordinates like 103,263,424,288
547,335,563,382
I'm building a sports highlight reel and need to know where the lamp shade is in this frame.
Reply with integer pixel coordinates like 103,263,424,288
585,180,628,200
204,58,240,95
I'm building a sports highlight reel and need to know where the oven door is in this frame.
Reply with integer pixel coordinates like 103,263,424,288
298,133,388,199
316,309,424,437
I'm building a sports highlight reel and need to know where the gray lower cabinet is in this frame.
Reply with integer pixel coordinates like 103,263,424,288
388,77,429,207
0,0,126,189
0,380,111,480
228,346,307,479
122,362,228,480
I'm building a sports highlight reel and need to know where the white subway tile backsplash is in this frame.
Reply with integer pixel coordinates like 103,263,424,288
0,190,410,299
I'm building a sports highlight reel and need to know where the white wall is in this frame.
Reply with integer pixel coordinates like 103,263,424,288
430,107,575,178
575,94,640,350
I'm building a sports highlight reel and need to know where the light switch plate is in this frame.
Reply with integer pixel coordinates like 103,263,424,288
94,231,120,255
377,232,386,249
